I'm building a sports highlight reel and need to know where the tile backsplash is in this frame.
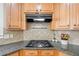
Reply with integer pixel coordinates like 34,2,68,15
0,22,79,46
0,30,23,45
23,23,79,46
69,31,79,45
54,30,79,45
23,23,54,40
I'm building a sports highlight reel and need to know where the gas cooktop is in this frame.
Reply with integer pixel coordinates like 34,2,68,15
25,40,54,48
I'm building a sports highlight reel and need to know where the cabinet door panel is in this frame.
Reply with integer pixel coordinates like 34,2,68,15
5,3,22,30
23,3,53,13
70,4,76,29
10,3,21,29
41,3,53,12
39,50,55,56
22,50,38,56
51,3,70,30
58,3,70,29
76,4,79,26
23,3,37,12
69,4,79,30
73,4,79,29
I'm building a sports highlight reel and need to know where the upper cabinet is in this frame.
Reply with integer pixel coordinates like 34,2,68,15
51,3,70,30
5,3,26,30
23,3,53,13
51,3,79,30
69,4,79,30
5,3,79,31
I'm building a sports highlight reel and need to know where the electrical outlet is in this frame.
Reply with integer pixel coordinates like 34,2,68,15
4,34,9,39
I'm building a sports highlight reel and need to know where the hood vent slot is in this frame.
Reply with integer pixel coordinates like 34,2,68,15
26,14,52,22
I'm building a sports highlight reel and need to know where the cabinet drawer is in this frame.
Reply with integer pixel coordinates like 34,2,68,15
39,50,54,56
23,50,38,56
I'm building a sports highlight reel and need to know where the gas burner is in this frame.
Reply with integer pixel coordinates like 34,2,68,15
26,40,54,48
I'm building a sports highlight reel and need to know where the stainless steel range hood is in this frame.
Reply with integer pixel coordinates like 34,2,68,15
26,14,52,22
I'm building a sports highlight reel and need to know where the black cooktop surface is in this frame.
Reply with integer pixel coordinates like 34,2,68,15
25,40,54,48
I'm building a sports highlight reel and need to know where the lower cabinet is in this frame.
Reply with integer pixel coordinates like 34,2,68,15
20,50,38,56
7,49,67,56
19,49,59,56
39,50,55,56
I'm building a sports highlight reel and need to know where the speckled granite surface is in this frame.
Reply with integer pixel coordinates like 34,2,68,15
0,41,77,56
0,41,24,56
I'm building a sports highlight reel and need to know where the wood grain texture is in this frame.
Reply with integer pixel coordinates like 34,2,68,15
5,3,24,30
51,3,70,30
23,3,53,13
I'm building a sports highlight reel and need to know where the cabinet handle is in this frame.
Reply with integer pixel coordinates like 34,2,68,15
36,10,38,11
36,9,41,12
45,53,50,54
67,25,69,26
29,53,34,54
9,25,11,27
74,24,76,26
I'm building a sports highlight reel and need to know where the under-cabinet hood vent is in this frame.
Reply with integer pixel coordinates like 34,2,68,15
26,14,52,22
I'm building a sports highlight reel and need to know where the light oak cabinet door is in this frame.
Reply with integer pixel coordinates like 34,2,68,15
51,3,70,30
10,4,21,29
40,3,53,13
19,49,68,56
20,50,38,56
6,3,24,30
23,3,53,13
70,4,79,30
39,50,55,56
23,3,37,13
58,4,70,29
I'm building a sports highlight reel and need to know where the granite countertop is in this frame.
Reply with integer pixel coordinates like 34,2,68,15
0,41,76,56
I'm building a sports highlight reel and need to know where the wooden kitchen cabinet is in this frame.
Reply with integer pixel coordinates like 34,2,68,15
19,50,38,56
39,50,55,56
7,49,67,56
39,3,53,13
51,3,70,30
23,3,37,13
19,49,60,56
69,4,79,30
20,49,55,56
5,3,25,30
58,3,70,29
23,3,53,13
51,3,79,30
